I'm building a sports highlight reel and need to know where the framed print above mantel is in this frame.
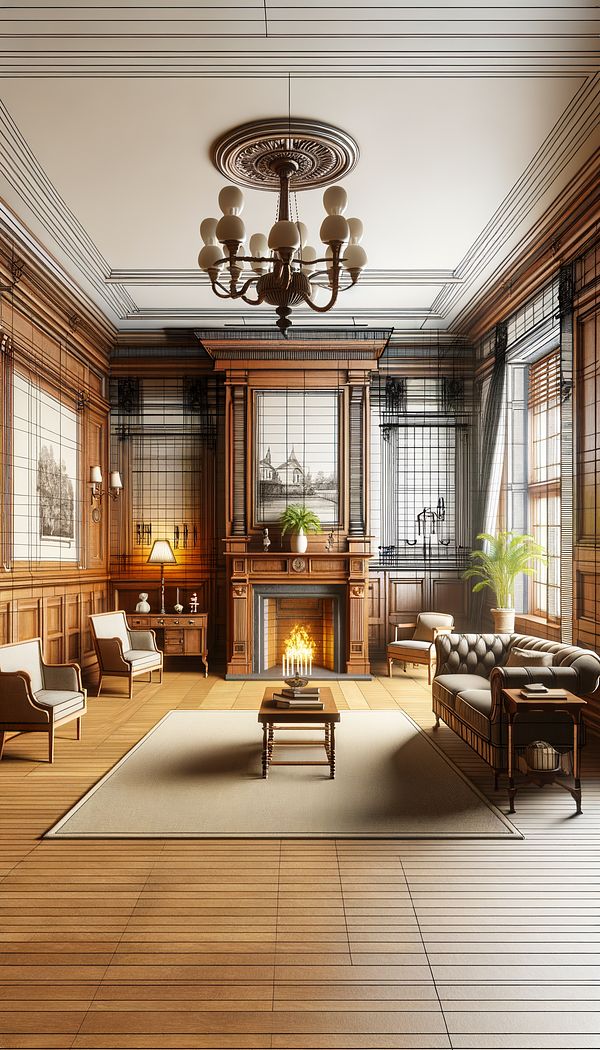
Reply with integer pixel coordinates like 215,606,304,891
254,389,340,526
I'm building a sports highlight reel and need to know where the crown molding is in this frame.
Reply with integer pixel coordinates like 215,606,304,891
457,146,600,341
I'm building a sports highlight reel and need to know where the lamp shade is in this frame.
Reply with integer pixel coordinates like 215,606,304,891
90,465,102,484
147,539,177,565
109,471,123,491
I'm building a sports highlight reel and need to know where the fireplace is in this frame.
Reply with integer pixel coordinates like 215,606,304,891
253,584,346,676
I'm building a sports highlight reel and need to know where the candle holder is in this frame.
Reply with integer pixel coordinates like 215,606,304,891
284,676,309,691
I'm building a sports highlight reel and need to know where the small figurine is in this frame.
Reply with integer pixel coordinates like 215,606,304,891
190,592,199,614
136,592,151,613
173,587,183,614
262,527,271,552
325,530,335,552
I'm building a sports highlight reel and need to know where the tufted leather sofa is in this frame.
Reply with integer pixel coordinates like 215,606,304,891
432,633,600,782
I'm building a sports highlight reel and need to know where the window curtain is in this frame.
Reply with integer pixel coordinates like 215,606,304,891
470,323,508,626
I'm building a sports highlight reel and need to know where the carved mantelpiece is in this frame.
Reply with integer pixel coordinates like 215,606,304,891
196,328,391,678
224,551,371,677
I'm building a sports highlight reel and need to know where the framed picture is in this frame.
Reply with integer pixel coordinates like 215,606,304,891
254,389,340,525
12,372,79,562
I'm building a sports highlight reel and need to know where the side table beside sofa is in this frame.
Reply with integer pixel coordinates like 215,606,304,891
432,632,600,810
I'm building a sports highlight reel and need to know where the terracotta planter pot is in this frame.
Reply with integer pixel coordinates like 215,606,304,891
491,607,515,633
291,529,308,554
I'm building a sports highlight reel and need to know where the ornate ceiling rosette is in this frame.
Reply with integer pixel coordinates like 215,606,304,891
212,118,359,192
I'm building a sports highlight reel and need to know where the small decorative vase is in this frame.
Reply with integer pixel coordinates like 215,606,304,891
136,593,151,613
491,607,515,633
173,603,183,614
291,528,308,554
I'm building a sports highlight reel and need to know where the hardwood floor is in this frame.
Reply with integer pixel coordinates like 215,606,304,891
1,665,599,1049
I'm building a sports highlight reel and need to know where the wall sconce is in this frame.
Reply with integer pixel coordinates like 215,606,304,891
89,466,123,523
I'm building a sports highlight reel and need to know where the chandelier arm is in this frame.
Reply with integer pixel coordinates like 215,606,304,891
302,246,343,313
210,280,237,300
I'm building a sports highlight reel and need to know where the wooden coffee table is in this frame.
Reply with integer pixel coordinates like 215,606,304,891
258,687,340,779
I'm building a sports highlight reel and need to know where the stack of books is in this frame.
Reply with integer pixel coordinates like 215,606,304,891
271,684,323,709
519,683,567,699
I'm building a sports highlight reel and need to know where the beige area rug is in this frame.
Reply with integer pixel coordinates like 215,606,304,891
46,710,520,839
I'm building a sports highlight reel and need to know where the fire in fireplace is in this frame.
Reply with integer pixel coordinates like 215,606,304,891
282,625,314,678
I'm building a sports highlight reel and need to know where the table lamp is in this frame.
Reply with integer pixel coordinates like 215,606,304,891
147,539,177,615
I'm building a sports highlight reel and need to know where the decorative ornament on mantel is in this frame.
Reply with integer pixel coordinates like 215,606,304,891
198,118,366,336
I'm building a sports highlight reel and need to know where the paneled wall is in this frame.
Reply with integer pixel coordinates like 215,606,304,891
0,236,112,683
574,243,600,731
369,569,469,655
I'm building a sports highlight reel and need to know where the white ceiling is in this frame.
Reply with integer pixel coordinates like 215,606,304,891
0,3,599,335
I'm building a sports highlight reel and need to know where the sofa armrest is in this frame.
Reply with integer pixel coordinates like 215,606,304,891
489,665,579,720
0,670,50,724
42,662,83,692
128,629,159,653
95,637,129,672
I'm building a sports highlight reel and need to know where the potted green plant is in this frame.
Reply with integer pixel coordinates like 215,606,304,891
279,504,322,554
463,531,547,632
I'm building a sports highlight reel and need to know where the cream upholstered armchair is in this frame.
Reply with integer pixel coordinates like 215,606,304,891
90,611,163,698
0,638,86,762
387,612,454,684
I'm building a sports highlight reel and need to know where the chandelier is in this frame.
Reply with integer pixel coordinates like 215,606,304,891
197,118,367,336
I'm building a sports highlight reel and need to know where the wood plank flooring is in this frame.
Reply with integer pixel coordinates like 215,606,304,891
1,665,599,1049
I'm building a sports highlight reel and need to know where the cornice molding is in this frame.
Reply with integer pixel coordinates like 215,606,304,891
458,147,600,341
0,207,115,365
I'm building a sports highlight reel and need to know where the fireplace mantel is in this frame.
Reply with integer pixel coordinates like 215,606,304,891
225,549,371,679
205,329,388,679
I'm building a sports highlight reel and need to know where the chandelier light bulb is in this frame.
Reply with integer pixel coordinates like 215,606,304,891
300,245,317,268
200,217,219,245
216,213,246,244
249,233,269,256
344,243,367,271
295,221,308,247
347,217,363,244
320,213,349,246
198,244,225,271
218,185,244,215
323,185,348,216
268,220,301,251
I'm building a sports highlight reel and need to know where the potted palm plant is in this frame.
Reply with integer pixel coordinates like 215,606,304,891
463,531,547,632
279,504,322,554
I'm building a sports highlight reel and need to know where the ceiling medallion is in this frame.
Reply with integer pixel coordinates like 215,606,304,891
198,118,366,336
212,118,359,192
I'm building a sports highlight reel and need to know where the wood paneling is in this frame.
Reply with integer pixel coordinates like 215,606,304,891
369,570,470,654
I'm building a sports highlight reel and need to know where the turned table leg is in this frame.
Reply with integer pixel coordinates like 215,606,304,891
262,723,268,779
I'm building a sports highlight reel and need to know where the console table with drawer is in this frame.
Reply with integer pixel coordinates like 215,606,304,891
127,614,208,677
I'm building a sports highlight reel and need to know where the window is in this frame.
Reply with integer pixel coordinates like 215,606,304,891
373,377,471,565
528,351,560,620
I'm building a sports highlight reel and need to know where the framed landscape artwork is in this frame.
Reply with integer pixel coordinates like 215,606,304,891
12,372,79,562
254,389,340,525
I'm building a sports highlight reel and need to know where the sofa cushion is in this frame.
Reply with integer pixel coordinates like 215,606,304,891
435,674,491,695
123,649,162,669
433,674,490,713
455,690,493,740
507,646,553,668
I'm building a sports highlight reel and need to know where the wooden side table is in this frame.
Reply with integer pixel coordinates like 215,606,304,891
502,688,587,815
127,614,209,677
258,687,340,780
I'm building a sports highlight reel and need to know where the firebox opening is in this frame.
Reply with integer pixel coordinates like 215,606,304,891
253,585,345,677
